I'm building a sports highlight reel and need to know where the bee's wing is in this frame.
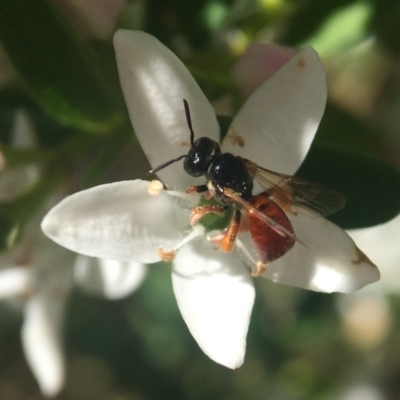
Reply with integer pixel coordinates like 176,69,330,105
242,159,346,217
276,175,346,217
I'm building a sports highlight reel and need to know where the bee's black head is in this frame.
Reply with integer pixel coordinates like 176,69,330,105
148,99,219,177
183,137,215,177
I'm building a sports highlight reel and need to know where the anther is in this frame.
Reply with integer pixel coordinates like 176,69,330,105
147,180,164,196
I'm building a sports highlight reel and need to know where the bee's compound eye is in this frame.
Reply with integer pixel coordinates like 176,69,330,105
184,137,216,177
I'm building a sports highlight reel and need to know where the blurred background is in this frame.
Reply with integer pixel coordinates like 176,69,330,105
0,0,400,399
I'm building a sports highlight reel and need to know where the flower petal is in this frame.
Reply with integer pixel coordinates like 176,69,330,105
0,267,31,299
11,109,37,148
114,30,220,188
20,250,73,397
348,215,400,293
0,110,39,201
224,46,327,175
239,215,380,293
172,240,255,368
269,216,380,292
21,294,65,397
74,255,147,299
41,180,190,263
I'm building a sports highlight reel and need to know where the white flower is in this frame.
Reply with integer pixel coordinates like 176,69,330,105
348,214,400,294
0,231,145,397
0,110,40,201
74,254,147,300
0,238,74,397
41,30,380,369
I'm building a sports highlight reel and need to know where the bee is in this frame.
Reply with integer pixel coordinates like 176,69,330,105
149,100,345,276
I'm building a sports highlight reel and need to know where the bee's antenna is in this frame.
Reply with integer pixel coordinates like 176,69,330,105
183,99,195,146
148,154,187,174
148,100,193,175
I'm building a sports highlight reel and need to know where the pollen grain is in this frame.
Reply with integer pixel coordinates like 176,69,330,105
148,180,164,196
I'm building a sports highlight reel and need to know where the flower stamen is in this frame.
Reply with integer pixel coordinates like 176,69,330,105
235,237,257,263
156,225,206,262
147,180,200,207
235,238,268,277
166,189,199,205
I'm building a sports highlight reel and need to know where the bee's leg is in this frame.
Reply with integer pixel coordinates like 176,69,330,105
186,184,213,200
251,261,268,277
186,184,208,194
209,209,241,253
190,204,228,226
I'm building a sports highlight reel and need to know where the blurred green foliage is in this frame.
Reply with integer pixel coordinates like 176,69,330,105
0,0,123,132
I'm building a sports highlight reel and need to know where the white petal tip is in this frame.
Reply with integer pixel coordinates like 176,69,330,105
41,211,65,251
172,242,254,371
226,44,327,175
217,356,244,369
113,29,219,188
348,246,381,291
260,216,382,294
201,344,245,369
22,297,65,397
41,213,54,239
308,247,380,294
40,180,186,263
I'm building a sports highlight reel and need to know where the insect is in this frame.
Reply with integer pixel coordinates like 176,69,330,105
149,100,345,276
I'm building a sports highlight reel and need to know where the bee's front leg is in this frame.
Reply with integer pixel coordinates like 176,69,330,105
190,204,228,226
186,184,213,200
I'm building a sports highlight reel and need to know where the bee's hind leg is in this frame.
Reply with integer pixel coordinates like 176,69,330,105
251,261,268,277
208,209,241,253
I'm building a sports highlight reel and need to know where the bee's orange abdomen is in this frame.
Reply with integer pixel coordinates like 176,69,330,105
248,194,295,263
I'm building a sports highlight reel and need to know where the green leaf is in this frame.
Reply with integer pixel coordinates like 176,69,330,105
279,0,355,46
297,143,400,229
301,2,371,57
0,0,122,133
